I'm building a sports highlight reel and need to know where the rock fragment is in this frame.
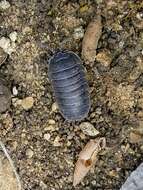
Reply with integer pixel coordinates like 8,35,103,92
53,136,61,147
48,119,56,125
51,102,58,113
12,86,18,96
79,122,99,136
73,26,84,40
9,32,18,42
0,0,10,9
44,133,51,141
120,163,143,190
26,148,34,158
0,37,16,55
21,97,34,110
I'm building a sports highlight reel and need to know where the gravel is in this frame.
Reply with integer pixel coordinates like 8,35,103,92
0,0,143,189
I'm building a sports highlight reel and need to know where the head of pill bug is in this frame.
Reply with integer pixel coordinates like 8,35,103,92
48,50,82,67
48,50,91,121
0,77,11,113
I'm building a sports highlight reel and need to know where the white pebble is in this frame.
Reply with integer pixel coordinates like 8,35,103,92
44,133,51,141
73,26,84,40
0,37,15,54
48,119,56,125
40,181,47,189
26,148,34,158
51,102,58,112
12,86,18,96
136,12,143,20
0,0,10,9
79,122,100,136
119,41,124,48
21,97,34,110
9,31,17,42
53,136,61,147
0,37,10,52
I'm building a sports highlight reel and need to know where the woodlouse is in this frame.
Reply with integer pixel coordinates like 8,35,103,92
48,51,90,121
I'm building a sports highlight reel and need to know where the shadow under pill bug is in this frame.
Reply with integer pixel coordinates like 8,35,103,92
48,51,90,121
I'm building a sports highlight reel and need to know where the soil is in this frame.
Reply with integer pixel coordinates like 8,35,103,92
0,0,143,190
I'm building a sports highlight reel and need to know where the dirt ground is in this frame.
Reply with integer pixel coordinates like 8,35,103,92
0,0,143,189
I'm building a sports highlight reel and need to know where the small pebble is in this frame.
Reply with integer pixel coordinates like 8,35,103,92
12,98,21,107
51,102,58,112
137,111,143,118
48,119,56,125
136,12,143,20
9,31,17,42
96,49,112,67
0,0,10,9
119,41,124,48
95,107,102,115
140,145,143,151
108,170,118,177
79,122,99,136
0,37,15,54
44,133,51,141
53,136,61,147
0,37,10,53
26,148,34,158
40,181,47,189
44,125,56,132
12,86,18,96
21,97,34,110
67,141,71,147
79,133,86,140
91,180,97,186
73,26,84,40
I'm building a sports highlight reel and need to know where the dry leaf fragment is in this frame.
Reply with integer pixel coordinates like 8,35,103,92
73,137,106,187
82,14,102,63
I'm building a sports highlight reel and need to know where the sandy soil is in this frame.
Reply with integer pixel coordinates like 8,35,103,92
0,0,143,189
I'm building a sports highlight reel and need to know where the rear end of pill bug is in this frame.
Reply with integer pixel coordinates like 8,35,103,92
48,51,90,121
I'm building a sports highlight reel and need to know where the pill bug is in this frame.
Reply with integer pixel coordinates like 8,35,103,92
48,51,90,121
